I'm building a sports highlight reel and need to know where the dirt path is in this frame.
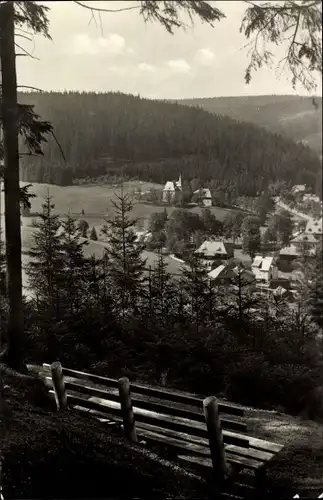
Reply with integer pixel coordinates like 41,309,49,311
246,408,323,495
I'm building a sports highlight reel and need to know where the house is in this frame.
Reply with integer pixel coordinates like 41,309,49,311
303,193,321,204
208,263,254,286
251,255,278,285
162,174,182,202
134,230,152,245
304,217,323,238
193,188,212,207
290,232,320,249
292,184,306,194
208,264,231,284
195,240,234,270
279,244,316,264
272,286,293,301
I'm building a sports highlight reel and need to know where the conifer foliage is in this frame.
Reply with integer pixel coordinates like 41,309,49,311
26,195,65,312
101,191,147,318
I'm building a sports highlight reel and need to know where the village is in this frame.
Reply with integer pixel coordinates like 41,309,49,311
130,175,323,313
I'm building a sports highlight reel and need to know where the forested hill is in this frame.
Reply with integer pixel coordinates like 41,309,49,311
170,95,322,155
18,91,321,196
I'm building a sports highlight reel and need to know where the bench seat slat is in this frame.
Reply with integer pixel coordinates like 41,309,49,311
135,426,274,465
137,428,210,456
135,422,274,463
87,395,250,448
67,410,274,470
56,391,249,448
142,432,265,470
225,445,274,462
247,436,283,454
178,454,264,471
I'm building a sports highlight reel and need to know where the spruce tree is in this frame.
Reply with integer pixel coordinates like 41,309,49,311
242,216,261,259
90,226,98,241
306,245,323,330
223,264,258,322
180,253,209,332
149,248,178,326
26,195,65,314
102,191,146,319
78,219,89,238
60,214,89,314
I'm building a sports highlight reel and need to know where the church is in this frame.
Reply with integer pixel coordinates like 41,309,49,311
162,174,182,202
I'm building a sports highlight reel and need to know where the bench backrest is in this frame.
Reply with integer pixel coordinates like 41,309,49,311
41,363,249,448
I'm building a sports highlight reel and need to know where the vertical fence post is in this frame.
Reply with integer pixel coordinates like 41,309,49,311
51,361,68,410
203,396,228,482
118,377,138,443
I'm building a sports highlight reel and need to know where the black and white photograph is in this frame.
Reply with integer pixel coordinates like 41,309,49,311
0,1,322,499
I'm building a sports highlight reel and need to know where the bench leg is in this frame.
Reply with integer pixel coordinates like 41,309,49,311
255,467,268,497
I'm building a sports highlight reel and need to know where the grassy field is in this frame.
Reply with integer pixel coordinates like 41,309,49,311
11,181,237,227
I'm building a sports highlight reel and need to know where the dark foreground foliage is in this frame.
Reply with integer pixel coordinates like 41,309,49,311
18,195,323,422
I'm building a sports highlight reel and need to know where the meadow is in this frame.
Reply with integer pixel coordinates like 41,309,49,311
16,181,237,225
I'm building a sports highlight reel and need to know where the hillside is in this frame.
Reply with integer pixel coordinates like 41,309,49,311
171,95,322,155
18,91,321,197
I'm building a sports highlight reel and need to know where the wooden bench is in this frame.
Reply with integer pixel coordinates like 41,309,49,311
36,363,284,496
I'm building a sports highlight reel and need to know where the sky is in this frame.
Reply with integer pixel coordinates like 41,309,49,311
16,0,322,99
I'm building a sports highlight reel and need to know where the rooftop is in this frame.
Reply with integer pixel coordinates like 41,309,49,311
251,255,274,271
290,232,319,244
195,240,233,257
193,188,212,198
305,217,322,235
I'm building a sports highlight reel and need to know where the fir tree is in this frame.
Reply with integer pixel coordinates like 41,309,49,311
225,264,258,322
78,219,89,238
180,253,209,332
242,216,261,259
60,214,89,314
148,248,178,326
306,245,323,330
102,191,146,319
90,226,98,241
26,195,65,314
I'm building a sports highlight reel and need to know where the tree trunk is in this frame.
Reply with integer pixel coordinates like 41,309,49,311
0,1,25,371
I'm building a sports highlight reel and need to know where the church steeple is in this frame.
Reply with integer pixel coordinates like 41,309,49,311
177,173,182,189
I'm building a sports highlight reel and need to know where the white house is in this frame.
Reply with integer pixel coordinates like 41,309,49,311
134,230,152,245
193,188,212,207
195,240,234,270
305,217,322,238
162,174,182,202
251,255,278,285
292,184,306,194
208,263,254,286
290,232,320,249
279,244,316,260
